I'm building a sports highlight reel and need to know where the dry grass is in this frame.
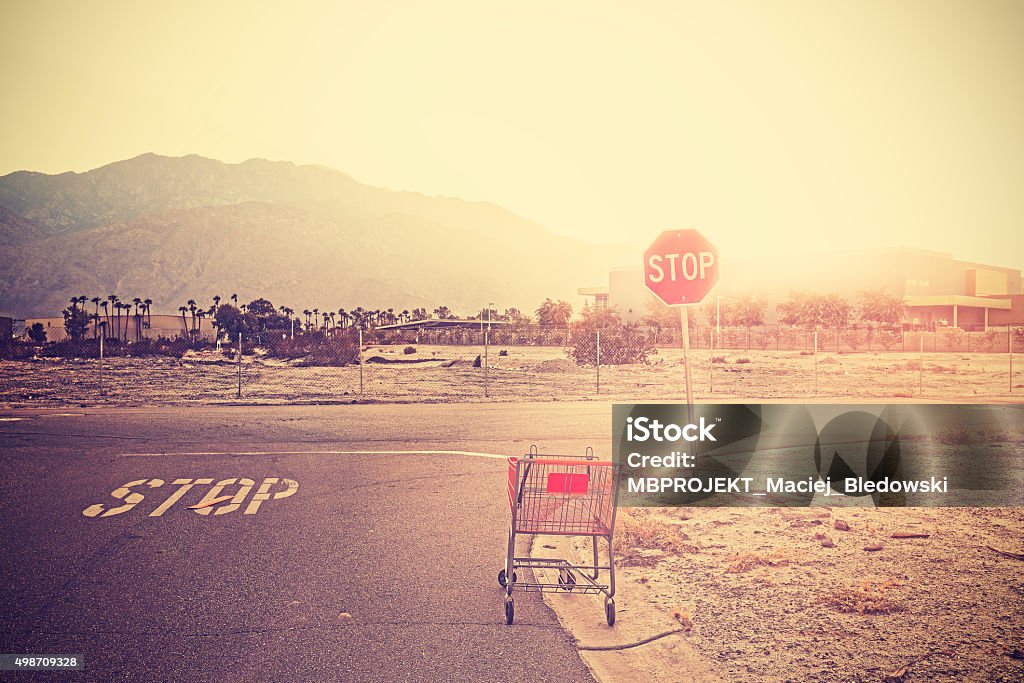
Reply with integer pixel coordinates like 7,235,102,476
725,552,790,573
610,509,692,557
820,580,905,615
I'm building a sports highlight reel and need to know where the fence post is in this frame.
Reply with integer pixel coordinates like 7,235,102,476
596,329,601,395
98,331,104,397
1010,326,1014,394
359,328,364,396
919,335,924,396
813,327,818,396
237,332,242,398
484,327,490,398
709,327,714,394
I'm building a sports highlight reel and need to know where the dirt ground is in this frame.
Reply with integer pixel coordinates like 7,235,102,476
540,505,1024,683
1,344,1021,407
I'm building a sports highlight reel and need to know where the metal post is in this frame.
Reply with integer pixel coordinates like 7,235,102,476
290,318,294,340
709,327,714,394
716,296,721,341
1009,326,1014,394
596,329,601,395
359,328,364,395
919,334,924,395
813,327,818,396
237,332,242,398
99,331,104,397
484,328,490,398
681,307,694,425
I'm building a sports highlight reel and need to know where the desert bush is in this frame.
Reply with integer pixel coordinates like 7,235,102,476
498,349,508,356
614,510,694,559
875,329,902,351
403,345,416,354
725,552,790,573
569,326,653,366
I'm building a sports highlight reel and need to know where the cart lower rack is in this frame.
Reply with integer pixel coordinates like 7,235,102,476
499,446,621,625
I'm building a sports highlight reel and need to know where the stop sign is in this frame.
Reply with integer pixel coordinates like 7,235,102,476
643,229,719,305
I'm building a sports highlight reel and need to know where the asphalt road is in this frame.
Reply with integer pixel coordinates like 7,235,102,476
0,403,612,682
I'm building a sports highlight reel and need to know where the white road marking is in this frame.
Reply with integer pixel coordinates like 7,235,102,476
119,449,509,460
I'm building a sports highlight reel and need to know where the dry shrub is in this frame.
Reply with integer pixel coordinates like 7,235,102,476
725,552,790,573
615,510,693,556
821,580,905,615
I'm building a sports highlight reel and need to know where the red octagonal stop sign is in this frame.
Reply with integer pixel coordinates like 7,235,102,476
643,229,720,305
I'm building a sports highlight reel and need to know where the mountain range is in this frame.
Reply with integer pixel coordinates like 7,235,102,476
0,154,629,317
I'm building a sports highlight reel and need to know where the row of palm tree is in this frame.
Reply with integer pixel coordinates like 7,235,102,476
66,291,530,343
67,294,153,342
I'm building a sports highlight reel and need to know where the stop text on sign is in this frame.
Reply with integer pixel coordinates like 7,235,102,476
646,251,715,283
642,228,720,305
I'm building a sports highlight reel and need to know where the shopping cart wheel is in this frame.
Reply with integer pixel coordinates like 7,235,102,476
498,569,517,587
605,597,616,626
504,596,515,625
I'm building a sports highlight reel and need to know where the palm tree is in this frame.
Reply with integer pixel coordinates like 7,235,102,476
106,295,117,332
187,299,197,334
196,309,205,336
213,295,221,313
100,300,110,338
143,299,153,331
131,297,142,341
91,297,101,338
179,306,188,338
313,308,320,330
230,293,238,306
303,309,311,329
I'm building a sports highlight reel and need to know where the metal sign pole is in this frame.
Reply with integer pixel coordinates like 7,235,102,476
237,332,242,398
596,329,601,395
680,306,694,425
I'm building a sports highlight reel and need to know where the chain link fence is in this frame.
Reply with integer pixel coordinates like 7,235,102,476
2,324,1022,406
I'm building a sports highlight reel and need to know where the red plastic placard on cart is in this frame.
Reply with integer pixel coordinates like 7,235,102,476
546,472,590,495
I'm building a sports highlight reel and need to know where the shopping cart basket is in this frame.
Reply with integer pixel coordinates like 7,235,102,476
498,446,621,625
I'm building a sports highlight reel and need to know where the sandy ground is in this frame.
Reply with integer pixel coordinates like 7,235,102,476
536,505,1024,683
1,344,1021,407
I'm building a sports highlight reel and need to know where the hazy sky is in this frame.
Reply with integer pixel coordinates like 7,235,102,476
2,1,1022,268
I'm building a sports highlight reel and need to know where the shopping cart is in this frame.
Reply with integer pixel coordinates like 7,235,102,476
498,446,621,626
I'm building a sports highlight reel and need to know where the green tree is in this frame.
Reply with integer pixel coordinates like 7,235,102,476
702,294,767,327
857,289,904,328
777,292,852,328
578,304,622,330
214,304,257,337
62,305,90,341
536,298,573,327
27,322,47,343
